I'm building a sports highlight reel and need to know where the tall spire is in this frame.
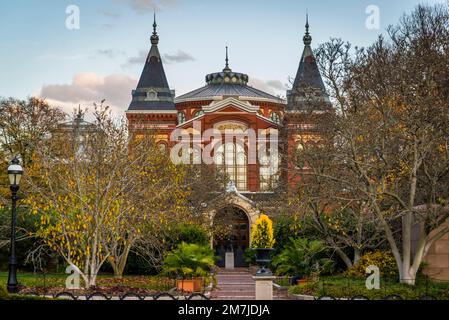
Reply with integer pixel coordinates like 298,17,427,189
151,12,159,45
287,14,331,111
223,46,232,72
128,14,175,111
303,13,312,46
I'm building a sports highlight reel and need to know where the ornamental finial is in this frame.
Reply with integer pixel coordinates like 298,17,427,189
151,12,159,45
223,46,232,72
303,13,312,46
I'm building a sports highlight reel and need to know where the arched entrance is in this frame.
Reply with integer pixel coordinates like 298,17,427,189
213,206,250,267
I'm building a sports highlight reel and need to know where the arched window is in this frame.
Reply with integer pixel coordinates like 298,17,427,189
158,142,168,152
193,110,204,118
259,146,280,191
215,142,247,191
177,112,186,124
270,112,281,124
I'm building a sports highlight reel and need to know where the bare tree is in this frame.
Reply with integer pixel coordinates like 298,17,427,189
297,4,449,284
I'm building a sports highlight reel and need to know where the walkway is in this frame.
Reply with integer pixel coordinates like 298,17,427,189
211,268,292,300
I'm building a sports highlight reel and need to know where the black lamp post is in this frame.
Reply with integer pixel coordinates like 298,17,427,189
7,157,23,294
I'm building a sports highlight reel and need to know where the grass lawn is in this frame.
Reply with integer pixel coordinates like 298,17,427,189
0,271,175,295
289,275,449,300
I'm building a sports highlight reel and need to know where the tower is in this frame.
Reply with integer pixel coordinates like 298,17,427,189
284,16,332,186
126,14,177,146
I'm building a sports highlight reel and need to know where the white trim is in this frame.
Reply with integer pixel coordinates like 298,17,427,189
175,95,286,105
126,110,178,114
203,97,259,113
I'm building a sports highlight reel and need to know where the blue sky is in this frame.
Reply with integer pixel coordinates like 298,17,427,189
0,0,446,113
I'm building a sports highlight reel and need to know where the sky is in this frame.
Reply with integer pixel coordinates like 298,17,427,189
0,0,447,114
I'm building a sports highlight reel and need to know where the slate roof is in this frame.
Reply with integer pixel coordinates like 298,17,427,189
176,50,285,103
175,83,284,102
127,16,175,111
287,17,331,111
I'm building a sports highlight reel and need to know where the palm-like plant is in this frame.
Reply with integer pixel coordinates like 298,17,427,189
163,242,216,279
272,238,334,278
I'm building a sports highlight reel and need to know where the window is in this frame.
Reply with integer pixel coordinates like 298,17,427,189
177,112,186,124
270,112,281,124
193,110,204,118
158,143,168,152
259,146,280,191
146,90,157,101
215,142,247,191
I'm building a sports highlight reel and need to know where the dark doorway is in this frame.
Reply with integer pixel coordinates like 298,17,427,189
214,206,250,268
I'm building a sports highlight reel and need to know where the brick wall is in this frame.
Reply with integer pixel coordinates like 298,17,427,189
424,233,449,281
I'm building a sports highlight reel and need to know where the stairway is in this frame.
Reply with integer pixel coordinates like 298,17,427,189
211,268,293,300
211,269,255,300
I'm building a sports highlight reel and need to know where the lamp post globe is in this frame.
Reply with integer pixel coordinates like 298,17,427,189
7,156,23,294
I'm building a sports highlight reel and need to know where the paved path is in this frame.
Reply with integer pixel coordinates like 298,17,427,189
211,268,292,300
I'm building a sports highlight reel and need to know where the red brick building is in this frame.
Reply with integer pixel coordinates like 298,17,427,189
126,16,331,266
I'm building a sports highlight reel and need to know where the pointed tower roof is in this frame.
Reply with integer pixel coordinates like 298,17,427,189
287,15,331,111
128,14,175,111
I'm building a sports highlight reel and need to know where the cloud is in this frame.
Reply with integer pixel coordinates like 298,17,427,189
248,78,286,95
123,49,194,67
123,50,148,67
38,53,91,61
163,50,195,64
98,9,121,18
97,49,126,59
39,73,137,114
113,0,177,13
265,80,286,91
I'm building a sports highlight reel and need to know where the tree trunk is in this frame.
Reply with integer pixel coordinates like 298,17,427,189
353,249,361,264
109,244,132,279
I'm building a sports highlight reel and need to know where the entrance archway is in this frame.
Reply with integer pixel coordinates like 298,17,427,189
213,206,250,267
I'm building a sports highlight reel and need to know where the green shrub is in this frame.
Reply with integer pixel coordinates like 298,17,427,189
163,242,216,279
244,248,256,265
174,223,210,246
344,250,398,278
288,275,449,300
272,238,334,277
273,214,301,254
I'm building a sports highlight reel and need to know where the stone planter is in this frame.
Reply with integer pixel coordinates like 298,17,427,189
176,279,203,293
254,248,274,275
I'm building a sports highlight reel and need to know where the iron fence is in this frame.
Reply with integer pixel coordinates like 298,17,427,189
274,275,449,301
0,272,210,300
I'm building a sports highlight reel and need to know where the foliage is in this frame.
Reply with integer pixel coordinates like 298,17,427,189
343,251,398,278
244,248,256,265
172,223,210,247
273,214,301,254
24,103,190,285
0,272,174,295
272,238,334,277
250,214,275,249
0,97,66,166
295,4,449,284
163,242,216,279
288,275,449,300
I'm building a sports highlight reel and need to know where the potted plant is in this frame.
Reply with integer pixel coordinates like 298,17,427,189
163,242,216,293
272,237,334,285
250,214,276,275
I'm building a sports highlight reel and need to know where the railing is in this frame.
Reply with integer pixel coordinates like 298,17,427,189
0,272,210,300
273,275,449,301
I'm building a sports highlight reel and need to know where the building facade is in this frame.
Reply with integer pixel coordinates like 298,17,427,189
125,16,331,267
